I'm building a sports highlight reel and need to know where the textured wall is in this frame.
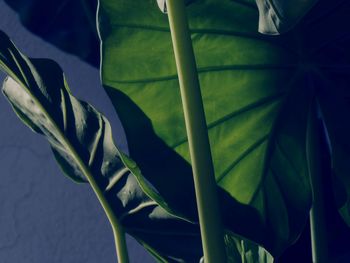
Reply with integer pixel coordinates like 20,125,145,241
0,1,155,262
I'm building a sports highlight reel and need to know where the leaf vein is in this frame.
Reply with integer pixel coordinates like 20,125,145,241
172,92,284,149
106,64,297,85
217,134,269,183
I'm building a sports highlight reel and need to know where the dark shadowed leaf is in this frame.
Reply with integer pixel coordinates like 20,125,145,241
301,0,350,228
317,68,350,226
98,0,350,257
3,0,100,66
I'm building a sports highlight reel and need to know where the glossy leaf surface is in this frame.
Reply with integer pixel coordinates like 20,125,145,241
99,0,350,256
4,0,99,66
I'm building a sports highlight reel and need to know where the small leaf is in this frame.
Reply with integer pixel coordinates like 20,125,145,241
225,232,274,263
157,0,196,14
255,0,318,34
157,0,167,13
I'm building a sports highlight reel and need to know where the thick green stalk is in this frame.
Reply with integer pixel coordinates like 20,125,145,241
307,101,328,263
166,1,227,262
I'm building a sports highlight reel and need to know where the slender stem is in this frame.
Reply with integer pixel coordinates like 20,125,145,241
78,157,130,263
44,123,130,263
166,1,227,262
113,225,129,263
62,140,130,263
307,100,328,263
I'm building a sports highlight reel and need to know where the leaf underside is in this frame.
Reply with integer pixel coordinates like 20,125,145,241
99,0,350,257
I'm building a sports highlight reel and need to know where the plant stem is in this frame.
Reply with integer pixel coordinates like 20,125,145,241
166,1,227,262
81,166,130,263
112,224,129,263
307,100,328,263
63,141,130,263
73,155,129,263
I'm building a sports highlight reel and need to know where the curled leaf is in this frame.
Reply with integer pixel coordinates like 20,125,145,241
255,0,318,34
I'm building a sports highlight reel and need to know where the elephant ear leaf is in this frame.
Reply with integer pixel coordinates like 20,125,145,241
98,0,314,257
4,0,99,66
0,30,274,262
255,0,318,34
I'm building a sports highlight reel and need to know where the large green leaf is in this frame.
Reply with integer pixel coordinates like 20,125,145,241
98,0,350,257
4,0,99,66
0,30,274,262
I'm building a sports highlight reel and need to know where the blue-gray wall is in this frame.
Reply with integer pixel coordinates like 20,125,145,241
0,1,154,262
